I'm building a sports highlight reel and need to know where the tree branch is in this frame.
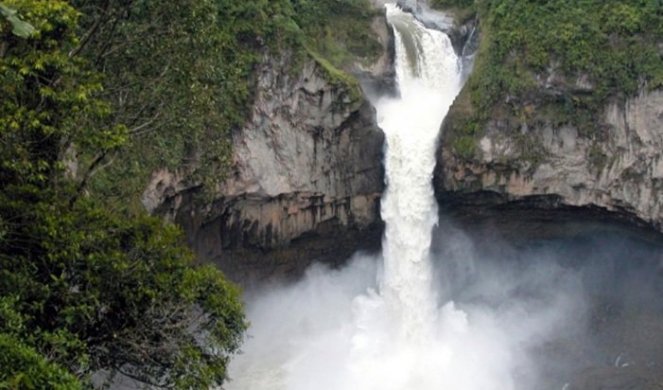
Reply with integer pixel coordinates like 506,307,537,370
68,0,111,59
128,111,161,135
69,151,108,207
112,365,169,389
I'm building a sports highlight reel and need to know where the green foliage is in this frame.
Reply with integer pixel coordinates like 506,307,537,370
472,0,663,110
75,0,262,209
0,0,121,188
430,0,477,22
1,1,246,387
0,3,35,38
0,333,82,389
588,142,609,171
447,0,663,157
0,297,83,389
1,0,379,385
452,135,477,159
75,0,379,211
292,0,382,68
307,49,363,104
432,0,475,7
1,192,246,387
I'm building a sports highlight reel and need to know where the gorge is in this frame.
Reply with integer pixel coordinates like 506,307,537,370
224,3,663,390
227,5,481,388
138,1,663,388
144,0,663,286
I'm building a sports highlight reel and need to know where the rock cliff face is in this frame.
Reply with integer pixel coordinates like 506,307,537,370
435,88,663,236
143,50,387,282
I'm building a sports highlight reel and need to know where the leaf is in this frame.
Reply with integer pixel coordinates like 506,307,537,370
0,4,36,38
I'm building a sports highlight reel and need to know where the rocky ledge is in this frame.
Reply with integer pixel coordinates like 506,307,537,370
435,88,663,239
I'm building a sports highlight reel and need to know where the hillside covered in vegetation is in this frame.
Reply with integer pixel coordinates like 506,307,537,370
436,0,663,157
0,0,379,387
434,0,663,235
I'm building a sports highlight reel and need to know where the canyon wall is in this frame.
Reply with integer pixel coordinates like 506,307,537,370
435,87,663,240
143,43,392,282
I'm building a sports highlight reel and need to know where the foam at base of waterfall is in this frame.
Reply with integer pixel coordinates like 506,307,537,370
225,254,525,390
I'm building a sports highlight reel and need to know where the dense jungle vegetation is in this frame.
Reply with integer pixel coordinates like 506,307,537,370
0,0,377,387
434,0,663,158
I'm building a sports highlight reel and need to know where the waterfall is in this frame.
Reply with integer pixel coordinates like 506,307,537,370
377,3,462,340
341,7,473,389
226,5,503,390
220,7,649,387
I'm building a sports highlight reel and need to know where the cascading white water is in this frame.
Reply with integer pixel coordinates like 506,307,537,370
225,5,519,390
377,3,462,340
339,7,472,388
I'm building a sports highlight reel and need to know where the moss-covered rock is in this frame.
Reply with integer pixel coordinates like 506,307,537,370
435,0,663,232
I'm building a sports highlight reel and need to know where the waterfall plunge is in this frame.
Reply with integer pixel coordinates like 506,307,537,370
378,3,461,340
226,5,519,390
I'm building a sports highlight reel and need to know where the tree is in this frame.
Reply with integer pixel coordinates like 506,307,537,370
0,335,82,389
0,1,246,387
72,0,291,208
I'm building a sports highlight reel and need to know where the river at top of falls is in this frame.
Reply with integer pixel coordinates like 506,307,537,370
224,5,513,390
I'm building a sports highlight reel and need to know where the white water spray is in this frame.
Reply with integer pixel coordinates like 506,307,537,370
226,5,536,390
333,7,501,389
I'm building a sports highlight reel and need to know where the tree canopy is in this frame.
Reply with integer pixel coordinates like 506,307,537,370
0,1,245,387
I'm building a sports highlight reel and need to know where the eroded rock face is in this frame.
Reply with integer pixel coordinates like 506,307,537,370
358,5,397,97
435,89,663,233
144,51,386,282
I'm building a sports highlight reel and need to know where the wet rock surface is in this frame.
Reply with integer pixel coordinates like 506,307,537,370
553,290,663,390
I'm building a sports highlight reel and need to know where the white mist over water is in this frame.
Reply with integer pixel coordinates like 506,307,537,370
225,5,584,390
